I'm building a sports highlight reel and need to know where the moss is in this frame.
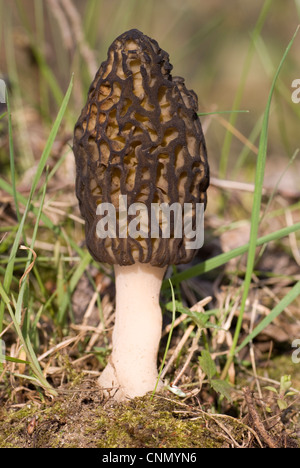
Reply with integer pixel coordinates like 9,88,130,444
263,355,300,388
94,397,224,448
0,378,249,448
0,405,36,448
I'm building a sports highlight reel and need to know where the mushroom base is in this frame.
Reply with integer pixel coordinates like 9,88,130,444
98,263,166,402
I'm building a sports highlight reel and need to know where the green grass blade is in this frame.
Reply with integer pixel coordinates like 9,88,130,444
219,0,272,178
0,281,57,395
222,25,300,378
15,170,49,324
236,280,300,353
26,75,74,199
0,74,73,332
6,90,21,222
197,110,249,116
166,222,300,287
0,176,86,258
151,279,176,400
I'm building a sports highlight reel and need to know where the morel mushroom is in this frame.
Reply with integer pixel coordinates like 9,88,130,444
73,29,209,401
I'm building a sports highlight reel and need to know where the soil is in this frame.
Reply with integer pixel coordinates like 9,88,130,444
0,375,299,449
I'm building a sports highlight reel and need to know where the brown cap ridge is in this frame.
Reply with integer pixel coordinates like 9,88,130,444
73,29,209,267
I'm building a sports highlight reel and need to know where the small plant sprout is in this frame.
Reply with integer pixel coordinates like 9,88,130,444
265,375,297,411
73,29,209,401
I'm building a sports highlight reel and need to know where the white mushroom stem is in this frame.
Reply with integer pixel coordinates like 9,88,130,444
98,262,166,401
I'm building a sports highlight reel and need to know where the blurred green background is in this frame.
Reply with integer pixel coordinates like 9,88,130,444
0,0,300,191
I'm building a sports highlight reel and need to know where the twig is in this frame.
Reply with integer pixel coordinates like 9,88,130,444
47,0,73,51
60,0,98,78
157,394,263,448
38,337,77,362
215,114,258,154
161,297,212,380
285,209,300,266
160,323,195,379
172,327,201,386
210,176,300,199
243,387,279,448
249,296,264,403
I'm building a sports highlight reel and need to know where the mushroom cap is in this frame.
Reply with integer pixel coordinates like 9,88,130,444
73,29,209,267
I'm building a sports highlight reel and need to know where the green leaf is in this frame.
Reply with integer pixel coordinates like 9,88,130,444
280,375,292,394
264,386,278,394
210,379,232,401
184,310,209,329
198,350,217,380
165,300,187,315
277,399,288,410
285,391,297,397
165,300,212,329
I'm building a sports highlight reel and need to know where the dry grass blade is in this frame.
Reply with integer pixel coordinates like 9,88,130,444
18,246,37,288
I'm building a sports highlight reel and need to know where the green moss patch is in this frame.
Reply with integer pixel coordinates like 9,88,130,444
0,378,250,448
